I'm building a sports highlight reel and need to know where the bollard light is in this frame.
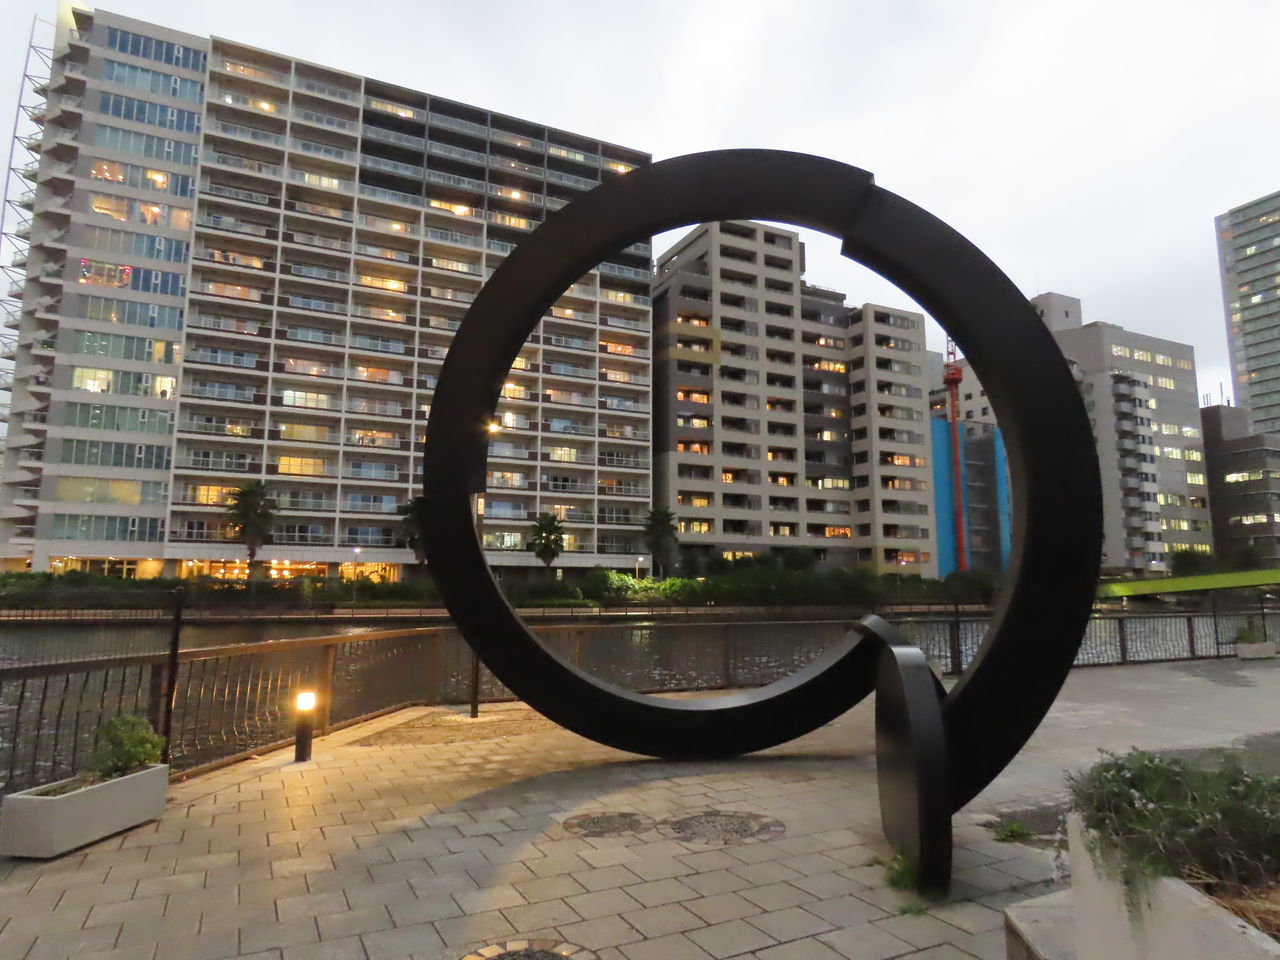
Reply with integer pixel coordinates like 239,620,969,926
294,690,316,762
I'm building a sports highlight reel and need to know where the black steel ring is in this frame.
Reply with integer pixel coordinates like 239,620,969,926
422,149,1100,810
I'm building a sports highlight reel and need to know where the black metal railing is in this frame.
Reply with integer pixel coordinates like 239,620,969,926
0,593,1272,797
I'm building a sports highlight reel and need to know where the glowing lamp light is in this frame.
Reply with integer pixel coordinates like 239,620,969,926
487,422,502,434
296,691,317,712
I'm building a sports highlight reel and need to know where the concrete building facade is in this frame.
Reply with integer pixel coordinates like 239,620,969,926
1,5,652,580
1215,190,1280,431
941,293,1211,576
1202,403,1280,567
652,221,936,576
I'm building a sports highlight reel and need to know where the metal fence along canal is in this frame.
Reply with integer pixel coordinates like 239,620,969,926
0,592,1271,797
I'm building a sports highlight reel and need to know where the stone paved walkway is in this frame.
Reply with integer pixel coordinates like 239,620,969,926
0,657,1276,960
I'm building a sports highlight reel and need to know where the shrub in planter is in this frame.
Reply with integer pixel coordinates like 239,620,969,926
0,714,168,858
1235,625,1278,660
1067,750,1280,954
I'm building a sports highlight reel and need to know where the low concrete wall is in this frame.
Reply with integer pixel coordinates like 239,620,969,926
1068,814,1279,960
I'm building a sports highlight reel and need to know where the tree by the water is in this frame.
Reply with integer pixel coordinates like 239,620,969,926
528,512,565,574
225,480,274,577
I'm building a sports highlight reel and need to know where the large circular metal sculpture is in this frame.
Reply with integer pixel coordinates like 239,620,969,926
421,150,1102,827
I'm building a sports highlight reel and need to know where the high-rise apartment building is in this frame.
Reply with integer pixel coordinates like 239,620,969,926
943,293,1212,576
1201,404,1280,567
652,221,937,576
1215,190,1280,431
0,6,653,580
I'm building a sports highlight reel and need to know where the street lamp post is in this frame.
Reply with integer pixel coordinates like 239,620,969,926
351,546,362,602
635,555,642,579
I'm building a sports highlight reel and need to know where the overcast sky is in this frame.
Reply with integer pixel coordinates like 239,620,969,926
3,0,1278,402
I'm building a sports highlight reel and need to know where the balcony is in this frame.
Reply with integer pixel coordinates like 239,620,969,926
341,533,396,547
598,483,649,498
274,531,335,545
176,457,260,472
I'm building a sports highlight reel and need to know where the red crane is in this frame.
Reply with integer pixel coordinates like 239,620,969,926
942,338,968,571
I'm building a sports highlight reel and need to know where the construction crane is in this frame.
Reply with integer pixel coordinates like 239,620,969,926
942,337,968,571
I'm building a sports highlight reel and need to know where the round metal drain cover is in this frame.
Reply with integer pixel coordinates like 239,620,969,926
657,809,785,846
562,811,654,838
460,940,595,960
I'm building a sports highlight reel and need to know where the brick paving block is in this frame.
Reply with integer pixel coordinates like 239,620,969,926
738,880,815,911
317,905,394,940
81,946,170,960
386,895,464,927
152,928,241,960
623,877,698,907
816,921,916,960
872,913,967,948
343,879,420,911
676,850,741,873
558,915,643,951
990,854,1057,884
572,865,641,892
687,917,778,958
925,900,1004,935
904,946,982,960
453,883,524,915
115,913,200,946
432,908,515,947
803,894,891,927
618,932,715,960
730,861,803,886
360,920,445,959
755,938,848,960
281,935,368,960
624,858,695,882
240,915,321,953
566,887,643,920
681,869,755,898
621,901,705,938
514,874,586,903
500,896,580,929
791,872,868,900
747,905,836,942
276,890,351,922
683,891,763,925
945,928,1007,960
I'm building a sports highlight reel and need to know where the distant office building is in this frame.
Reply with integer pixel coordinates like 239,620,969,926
0,6,653,580
652,221,937,576
1216,190,1280,431
1202,404,1280,567
940,293,1211,576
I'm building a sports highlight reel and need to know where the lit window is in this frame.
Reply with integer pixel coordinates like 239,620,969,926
90,159,126,182
1186,472,1205,485
824,526,852,538
1111,345,1131,358
89,193,130,221
71,367,113,393
78,259,132,287
277,456,327,476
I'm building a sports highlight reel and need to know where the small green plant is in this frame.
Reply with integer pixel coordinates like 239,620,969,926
86,714,164,780
992,819,1035,842
900,903,929,916
1234,625,1265,644
884,853,916,890
1068,749,1280,914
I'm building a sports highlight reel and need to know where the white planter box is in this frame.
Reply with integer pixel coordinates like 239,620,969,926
1237,641,1278,660
0,764,169,859
1068,813,1280,960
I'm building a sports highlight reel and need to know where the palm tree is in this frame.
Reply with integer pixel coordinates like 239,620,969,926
225,480,274,578
643,507,679,579
528,512,565,575
396,496,431,578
